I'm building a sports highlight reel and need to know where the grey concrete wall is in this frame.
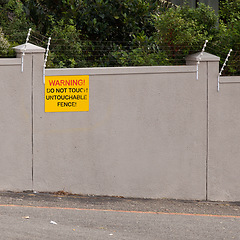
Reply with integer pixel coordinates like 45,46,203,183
32,64,208,200
208,76,240,201
0,50,32,190
1,42,240,201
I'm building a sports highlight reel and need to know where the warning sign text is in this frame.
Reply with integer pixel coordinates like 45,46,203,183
45,75,89,112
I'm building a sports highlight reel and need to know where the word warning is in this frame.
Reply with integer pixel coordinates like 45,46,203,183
45,75,89,112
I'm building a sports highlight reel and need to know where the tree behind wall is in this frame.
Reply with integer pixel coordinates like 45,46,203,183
0,0,239,74
170,0,219,14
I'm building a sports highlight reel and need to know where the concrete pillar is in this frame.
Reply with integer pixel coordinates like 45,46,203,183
0,43,45,191
186,51,220,200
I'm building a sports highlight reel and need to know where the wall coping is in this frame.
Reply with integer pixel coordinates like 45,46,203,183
46,65,196,76
0,58,21,66
186,52,220,62
13,43,45,54
220,76,240,83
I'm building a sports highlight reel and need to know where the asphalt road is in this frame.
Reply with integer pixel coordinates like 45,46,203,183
0,192,240,239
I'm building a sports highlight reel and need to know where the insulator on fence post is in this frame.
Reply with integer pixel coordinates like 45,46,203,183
43,37,51,84
196,40,208,80
21,28,32,73
218,49,232,92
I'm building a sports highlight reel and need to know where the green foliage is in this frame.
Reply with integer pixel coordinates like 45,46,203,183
20,0,79,33
46,21,94,68
153,3,218,64
0,27,10,55
0,0,31,43
110,47,169,66
76,0,171,42
110,32,169,66
211,0,240,75
219,0,240,25
0,0,239,74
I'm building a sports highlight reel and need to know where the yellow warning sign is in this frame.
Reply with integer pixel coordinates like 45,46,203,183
45,75,89,112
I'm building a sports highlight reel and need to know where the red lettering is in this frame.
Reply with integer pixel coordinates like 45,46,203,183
48,78,87,87
78,79,85,86
65,80,70,86
72,80,77,86
49,80,55,86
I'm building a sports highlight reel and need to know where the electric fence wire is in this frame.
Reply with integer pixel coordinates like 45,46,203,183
1,29,239,74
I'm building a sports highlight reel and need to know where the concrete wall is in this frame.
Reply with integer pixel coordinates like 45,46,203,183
0,50,32,190
208,76,240,201
0,43,239,201
34,65,207,200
